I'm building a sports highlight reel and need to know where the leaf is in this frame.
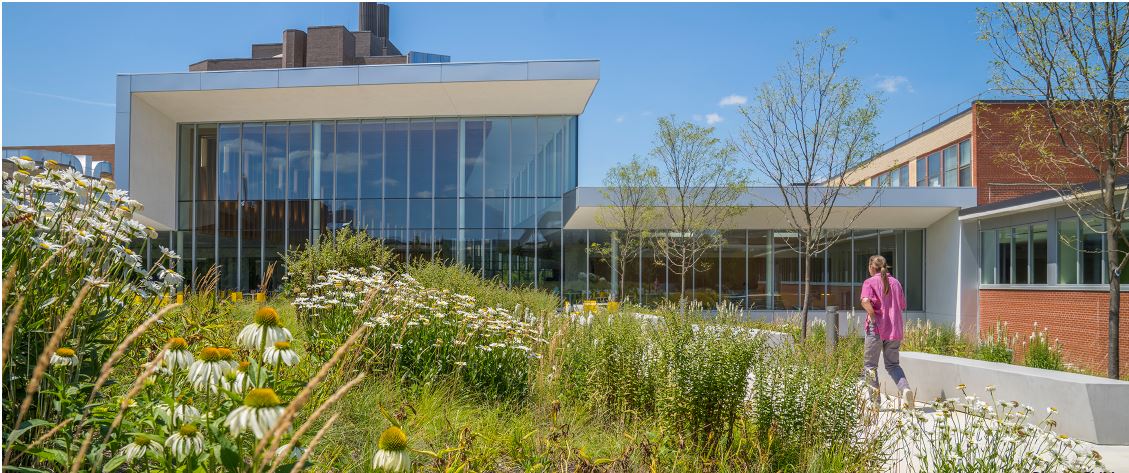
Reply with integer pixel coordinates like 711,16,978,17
102,454,127,472
219,445,242,472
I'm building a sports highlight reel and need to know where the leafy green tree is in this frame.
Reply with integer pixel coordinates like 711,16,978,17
980,3,1128,378
739,30,881,339
650,116,747,309
593,157,659,302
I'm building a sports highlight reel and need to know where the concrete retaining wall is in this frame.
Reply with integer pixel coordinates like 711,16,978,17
879,351,1129,445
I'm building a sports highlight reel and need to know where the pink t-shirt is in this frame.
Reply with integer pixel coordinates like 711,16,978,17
860,274,907,341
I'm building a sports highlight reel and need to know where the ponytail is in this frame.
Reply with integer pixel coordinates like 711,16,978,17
869,255,891,295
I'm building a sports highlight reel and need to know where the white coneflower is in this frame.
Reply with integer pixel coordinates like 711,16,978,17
187,347,233,392
165,423,205,460
263,341,300,367
121,435,163,462
372,426,412,472
158,401,201,425
50,347,79,367
164,337,194,372
220,361,254,395
237,307,292,351
225,388,285,438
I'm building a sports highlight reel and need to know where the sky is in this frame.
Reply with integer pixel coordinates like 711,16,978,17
2,2,994,186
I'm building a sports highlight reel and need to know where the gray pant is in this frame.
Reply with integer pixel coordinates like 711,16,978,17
863,332,910,392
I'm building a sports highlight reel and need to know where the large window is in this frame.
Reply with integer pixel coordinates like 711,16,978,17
981,222,1049,285
872,163,910,187
1058,217,1107,285
915,139,971,187
176,116,578,292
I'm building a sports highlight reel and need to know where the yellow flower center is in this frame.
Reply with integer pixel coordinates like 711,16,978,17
134,435,150,446
179,424,199,436
273,341,291,350
378,426,408,451
244,388,282,408
55,347,76,357
254,307,281,326
199,347,222,362
168,337,188,350
216,347,235,361
238,360,251,372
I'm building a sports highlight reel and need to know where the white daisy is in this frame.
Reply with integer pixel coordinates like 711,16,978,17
225,388,285,438
121,435,163,462
263,341,300,367
50,347,79,367
187,347,233,391
164,337,194,372
372,426,412,472
237,307,292,351
165,423,205,460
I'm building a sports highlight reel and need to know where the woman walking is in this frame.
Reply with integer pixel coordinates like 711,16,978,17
860,255,913,409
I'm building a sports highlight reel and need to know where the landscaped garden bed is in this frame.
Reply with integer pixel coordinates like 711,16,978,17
1,160,1109,471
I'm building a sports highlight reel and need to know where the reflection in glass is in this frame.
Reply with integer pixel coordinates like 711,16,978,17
720,231,746,308
313,121,334,201
385,121,408,198
409,119,434,198
564,229,591,303
1058,218,1078,284
435,120,458,198
464,120,486,197
360,121,384,198
336,121,359,200
218,124,241,200
1081,218,1104,284
243,123,264,201
288,123,311,200
511,117,536,197
1032,223,1048,284
484,118,510,197
265,124,287,200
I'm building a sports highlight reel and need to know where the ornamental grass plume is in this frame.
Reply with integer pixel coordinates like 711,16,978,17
372,426,412,473
238,306,292,351
226,388,286,438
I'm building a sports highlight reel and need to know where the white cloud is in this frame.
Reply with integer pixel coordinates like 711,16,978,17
874,75,914,94
718,94,748,106
615,115,625,124
705,113,723,125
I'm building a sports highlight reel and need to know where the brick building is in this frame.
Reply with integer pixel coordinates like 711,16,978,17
188,3,448,72
844,100,1126,376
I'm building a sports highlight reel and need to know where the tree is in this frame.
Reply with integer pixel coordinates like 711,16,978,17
981,3,1128,378
649,116,747,309
738,30,881,339
593,157,659,302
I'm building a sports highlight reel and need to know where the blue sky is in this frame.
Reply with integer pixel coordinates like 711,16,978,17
2,2,993,185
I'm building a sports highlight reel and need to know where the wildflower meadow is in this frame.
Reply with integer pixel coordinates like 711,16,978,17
1,158,1108,472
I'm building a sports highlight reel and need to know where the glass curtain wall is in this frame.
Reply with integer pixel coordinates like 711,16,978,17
177,116,578,294
558,229,926,312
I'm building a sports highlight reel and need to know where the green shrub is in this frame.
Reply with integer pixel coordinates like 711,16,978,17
281,225,396,294
1023,324,1064,371
656,314,762,447
557,312,659,417
973,321,1014,364
407,259,559,316
294,267,543,400
901,320,973,357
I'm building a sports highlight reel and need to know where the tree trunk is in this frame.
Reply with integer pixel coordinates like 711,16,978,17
1105,171,1121,379
1107,214,1121,379
800,246,811,340
680,256,688,315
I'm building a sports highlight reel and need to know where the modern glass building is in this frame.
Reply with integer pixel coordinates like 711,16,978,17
117,59,978,323
173,117,577,291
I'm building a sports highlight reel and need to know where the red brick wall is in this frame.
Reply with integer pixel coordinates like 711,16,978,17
979,289,1129,377
972,102,1098,205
